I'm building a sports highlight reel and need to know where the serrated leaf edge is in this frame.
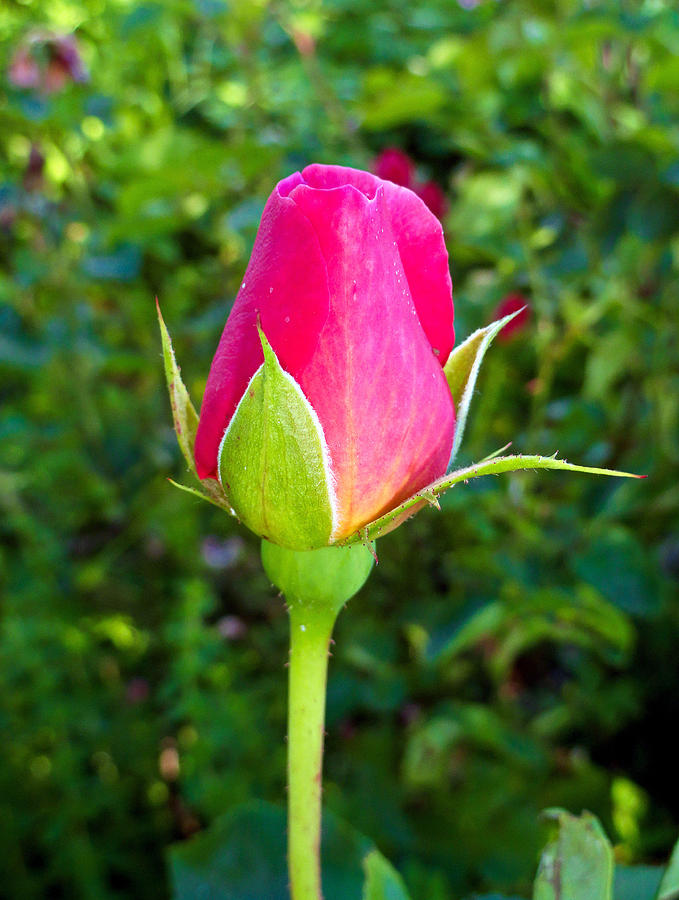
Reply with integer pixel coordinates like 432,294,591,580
338,454,642,545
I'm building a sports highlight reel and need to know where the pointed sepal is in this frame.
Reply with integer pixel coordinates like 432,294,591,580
157,299,200,474
444,309,524,467
157,301,234,515
218,328,338,550
339,454,643,544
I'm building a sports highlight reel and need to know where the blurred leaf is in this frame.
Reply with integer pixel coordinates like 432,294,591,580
659,835,679,900
533,810,614,900
573,528,659,617
169,802,288,899
358,69,446,130
169,802,408,900
613,866,663,900
362,848,411,900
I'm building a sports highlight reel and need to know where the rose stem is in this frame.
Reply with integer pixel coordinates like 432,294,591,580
287,601,337,900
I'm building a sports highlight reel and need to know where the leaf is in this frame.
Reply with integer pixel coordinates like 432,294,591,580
341,455,642,544
533,809,614,900
219,328,337,550
572,527,659,616
169,802,288,900
168,801,408,900
443,309,524,467
659,835,679,900
157,299,200,476
613,866,664,900
362,848,412,900
466,895,525,900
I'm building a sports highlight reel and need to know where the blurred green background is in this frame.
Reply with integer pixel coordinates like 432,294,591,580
1,0,678,897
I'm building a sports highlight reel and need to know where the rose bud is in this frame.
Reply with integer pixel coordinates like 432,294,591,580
493,292,531,343
195,164,455,550
373,148,415,189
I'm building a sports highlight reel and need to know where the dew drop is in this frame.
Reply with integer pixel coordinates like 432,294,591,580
284,315,290,323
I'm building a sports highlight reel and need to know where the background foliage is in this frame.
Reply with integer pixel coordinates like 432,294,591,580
1,0,678,897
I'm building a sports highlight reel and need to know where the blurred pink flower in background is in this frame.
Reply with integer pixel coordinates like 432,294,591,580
23,144,45,192
374,148,415,189
8,30,88,94
373,147,447,220
493,292,531,342
416,180,447,220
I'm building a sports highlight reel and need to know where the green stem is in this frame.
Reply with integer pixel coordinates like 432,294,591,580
287,601,338,900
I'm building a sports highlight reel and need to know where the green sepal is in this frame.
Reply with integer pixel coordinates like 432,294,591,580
533,809,614,900
219,328,336,550
340,454,643,544
443,308,523,467
156,301,234,515
261,540,375,617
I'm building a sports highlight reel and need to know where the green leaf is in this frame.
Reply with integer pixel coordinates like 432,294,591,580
659,835,679,900
157,302,234,515
261,540,375,615
342,455,641,544
614,865,664,900
168,801,408,900
169,802,288,900
443,309,524,467
362,848,411,900
219,328,336,550
573,527,659,616
533,809,614,900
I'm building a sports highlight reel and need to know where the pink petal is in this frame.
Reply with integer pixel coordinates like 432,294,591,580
194,187,331,479
288,180,454,536
303,164,454,365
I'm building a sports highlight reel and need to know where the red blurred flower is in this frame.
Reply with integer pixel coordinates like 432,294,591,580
494,293,531,342
374,149,447,221
416,180,448,220
23,144,45,192
8,47,40,89
374,148,415,189
8,31,88,94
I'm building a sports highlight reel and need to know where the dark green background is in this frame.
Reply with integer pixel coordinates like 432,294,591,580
1,0,678,897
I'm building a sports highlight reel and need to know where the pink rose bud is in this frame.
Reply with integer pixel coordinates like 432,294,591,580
195,164,455,548
416,180,448,220
493,293,531,343
373,148,415,189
